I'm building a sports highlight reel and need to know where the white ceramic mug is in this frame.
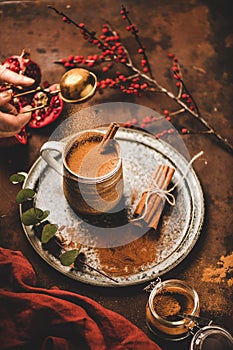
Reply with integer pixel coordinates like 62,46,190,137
40,129,124,216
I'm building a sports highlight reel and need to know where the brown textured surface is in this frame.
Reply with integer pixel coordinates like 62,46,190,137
0,1,232,349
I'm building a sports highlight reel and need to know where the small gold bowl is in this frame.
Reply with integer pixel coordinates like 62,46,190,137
59,68,97,103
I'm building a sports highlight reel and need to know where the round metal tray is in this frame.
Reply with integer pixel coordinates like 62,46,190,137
21,128,204,287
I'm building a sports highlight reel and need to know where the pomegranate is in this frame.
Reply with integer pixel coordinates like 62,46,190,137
14,127,29,145
29,84,64,128
2,49,41,88
0,127,29,147
0,51,64,146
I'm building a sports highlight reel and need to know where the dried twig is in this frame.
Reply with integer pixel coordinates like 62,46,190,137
48,5,233,154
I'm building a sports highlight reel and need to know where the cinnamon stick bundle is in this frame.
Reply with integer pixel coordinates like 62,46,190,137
133,164,175,230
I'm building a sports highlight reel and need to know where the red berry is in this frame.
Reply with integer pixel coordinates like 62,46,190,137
141,59,147,66
174,74,181,79
68,55,74,62
161,130,167,136
119,75,126,81
102,66,109,72
140,83,147,90
143,116,151,123
168,53,174,58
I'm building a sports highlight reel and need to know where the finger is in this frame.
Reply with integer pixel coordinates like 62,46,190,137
20,105,32,118
0,89,13,106
0,106,32,137
0,102,18,115
0,64,35,86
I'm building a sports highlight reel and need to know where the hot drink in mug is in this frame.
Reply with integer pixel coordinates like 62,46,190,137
40,128,124,216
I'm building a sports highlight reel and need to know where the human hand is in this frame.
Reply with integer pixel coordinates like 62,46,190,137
0,64,35,138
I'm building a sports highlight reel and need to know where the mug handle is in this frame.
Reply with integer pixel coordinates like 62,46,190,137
40,141,64,175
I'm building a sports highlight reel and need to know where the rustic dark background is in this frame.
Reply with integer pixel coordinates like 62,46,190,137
0,1,232,349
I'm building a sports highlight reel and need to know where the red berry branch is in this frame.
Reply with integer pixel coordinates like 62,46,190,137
120,5,154,79
48,5,233,154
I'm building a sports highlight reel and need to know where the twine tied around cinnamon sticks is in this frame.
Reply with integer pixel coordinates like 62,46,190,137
132,151,203,230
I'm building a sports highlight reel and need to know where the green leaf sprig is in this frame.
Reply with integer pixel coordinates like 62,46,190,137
10,172,78,265
10,172,57,238
10,172,118,283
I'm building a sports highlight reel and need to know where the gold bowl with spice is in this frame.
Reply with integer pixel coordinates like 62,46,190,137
146,279,200,341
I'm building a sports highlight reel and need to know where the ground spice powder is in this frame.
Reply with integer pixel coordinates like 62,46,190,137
152,288,195,321
201,252,233,286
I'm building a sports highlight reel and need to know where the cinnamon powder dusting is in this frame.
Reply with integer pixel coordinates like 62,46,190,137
97,230,158,276
201,252,233,286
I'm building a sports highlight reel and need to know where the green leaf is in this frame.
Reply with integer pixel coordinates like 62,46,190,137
41,224,58,243
16,189,35,204
21,208,49,226
39,210,50,222
60,249,81,266
10,173,27,184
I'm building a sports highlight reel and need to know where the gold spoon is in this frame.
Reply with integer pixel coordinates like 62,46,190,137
14,68,97,112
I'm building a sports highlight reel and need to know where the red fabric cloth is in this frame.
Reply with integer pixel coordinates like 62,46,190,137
0,248,161,350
